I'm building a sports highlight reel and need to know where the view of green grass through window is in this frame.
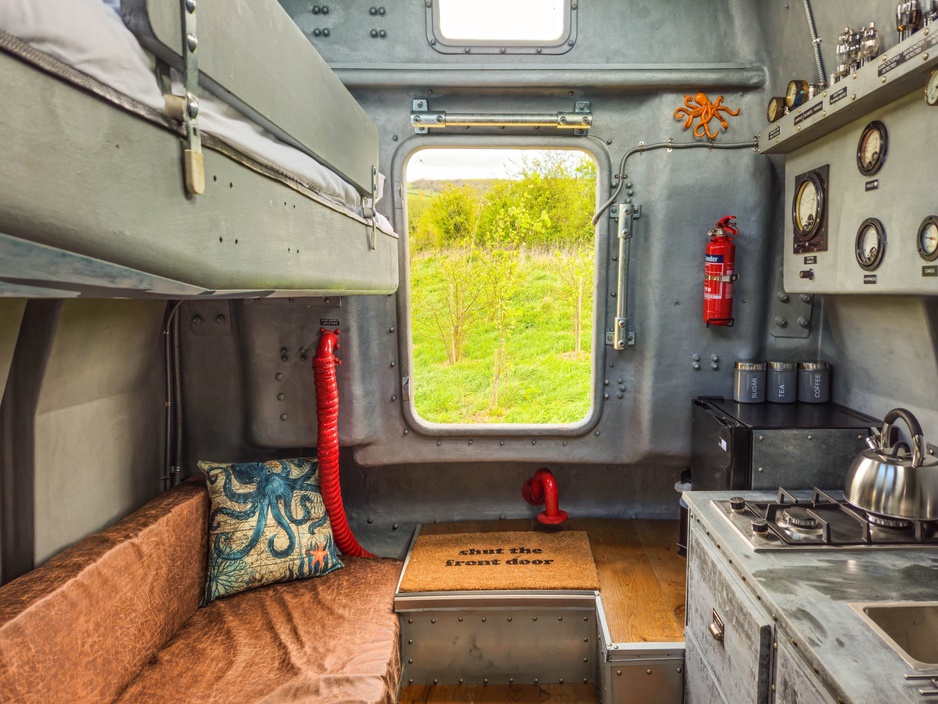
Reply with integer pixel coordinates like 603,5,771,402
406,149,596,424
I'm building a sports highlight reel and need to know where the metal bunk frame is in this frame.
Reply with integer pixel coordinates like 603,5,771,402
0,0,398,298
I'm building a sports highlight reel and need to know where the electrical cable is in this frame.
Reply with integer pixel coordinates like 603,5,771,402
171,307,183,487
592,138,757,227
162,301,183,491
801,0,828,87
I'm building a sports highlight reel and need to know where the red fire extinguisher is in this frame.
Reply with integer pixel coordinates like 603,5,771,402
703,215,740,327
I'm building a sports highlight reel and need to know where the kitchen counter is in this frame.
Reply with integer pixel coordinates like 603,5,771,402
684,490,938,703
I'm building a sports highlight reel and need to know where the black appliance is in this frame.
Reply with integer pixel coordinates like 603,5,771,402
679,397,879,553
691,397,879,492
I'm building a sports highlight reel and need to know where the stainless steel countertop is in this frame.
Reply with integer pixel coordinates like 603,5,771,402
684,490,938,704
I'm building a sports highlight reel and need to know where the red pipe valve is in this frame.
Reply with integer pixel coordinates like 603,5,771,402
522,468,568,525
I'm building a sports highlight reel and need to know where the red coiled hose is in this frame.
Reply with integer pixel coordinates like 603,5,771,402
313,328,373,558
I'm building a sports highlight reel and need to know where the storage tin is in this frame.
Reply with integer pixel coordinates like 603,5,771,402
797,362,831,403
733,361,766,403
766,362,797,404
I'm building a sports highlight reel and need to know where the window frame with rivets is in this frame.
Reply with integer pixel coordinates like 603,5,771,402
426,0,577,55
402,146,600,429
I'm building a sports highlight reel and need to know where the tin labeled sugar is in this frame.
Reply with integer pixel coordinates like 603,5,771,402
733,361,766,403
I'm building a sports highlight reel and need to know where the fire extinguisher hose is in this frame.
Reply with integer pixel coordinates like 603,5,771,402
313,328,374,558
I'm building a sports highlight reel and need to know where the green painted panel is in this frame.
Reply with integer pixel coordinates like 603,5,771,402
123,0,378,195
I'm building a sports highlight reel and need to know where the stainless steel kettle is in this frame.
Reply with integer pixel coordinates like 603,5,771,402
844,408,938,521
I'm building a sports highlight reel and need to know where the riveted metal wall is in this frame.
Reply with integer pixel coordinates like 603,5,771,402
174,1,937,527
270,0,797,471
753,0,938,437
399,602,598,686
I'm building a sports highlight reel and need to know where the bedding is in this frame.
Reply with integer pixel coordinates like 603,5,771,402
0,0,389,226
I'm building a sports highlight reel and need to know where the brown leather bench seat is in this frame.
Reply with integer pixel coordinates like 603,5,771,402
0,482,402,703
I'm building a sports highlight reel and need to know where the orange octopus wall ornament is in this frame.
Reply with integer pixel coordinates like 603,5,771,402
674,93,741,139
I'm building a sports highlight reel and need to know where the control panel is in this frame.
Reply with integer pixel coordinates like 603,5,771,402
759,27,938,295
782,92,938,294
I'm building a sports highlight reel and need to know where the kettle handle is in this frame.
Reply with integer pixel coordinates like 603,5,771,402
880,408,926,467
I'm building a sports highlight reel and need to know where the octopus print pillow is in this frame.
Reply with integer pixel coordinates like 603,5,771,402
197,458,343,604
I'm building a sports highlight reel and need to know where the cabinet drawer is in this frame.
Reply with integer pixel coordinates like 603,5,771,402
774,636,836,704
686,531,773,703
685,629,729,704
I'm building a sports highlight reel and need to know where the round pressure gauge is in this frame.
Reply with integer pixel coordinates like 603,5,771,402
926,70,938,106
767,96,786,123
855,218,886,271
786,79,810,108
856,121,888,176
917,216,938,261
792,172,824,241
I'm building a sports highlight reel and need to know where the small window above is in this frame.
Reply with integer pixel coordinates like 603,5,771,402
427,0,576,55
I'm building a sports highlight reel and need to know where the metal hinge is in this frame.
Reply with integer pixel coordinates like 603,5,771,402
605,330,636,347
410,99,592,135
610,203,642,220
402,376,410,402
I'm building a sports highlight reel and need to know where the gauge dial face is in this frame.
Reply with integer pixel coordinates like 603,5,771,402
918,216,938,261
767,96,785,123
857,121,888,176
794,179,820,238
786,80,808,108
791,166,829,254
855,218,886,271
927,70,938,106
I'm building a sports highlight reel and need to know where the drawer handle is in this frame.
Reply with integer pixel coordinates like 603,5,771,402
709,609,725,642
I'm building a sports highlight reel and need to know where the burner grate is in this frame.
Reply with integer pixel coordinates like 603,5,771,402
724,487,938,548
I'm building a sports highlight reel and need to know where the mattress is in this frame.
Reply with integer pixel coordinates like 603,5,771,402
0,0,391,230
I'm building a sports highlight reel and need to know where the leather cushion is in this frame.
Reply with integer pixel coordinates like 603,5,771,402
116,557,403,704
0,482,209,704
198,458,342,604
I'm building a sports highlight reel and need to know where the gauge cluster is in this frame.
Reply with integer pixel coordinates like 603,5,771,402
783,91,938,295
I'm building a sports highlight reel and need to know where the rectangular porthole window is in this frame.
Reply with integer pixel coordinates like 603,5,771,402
428,0,576,54
405,148,597,425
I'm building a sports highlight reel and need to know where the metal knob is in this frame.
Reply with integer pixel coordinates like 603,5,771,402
730,496,746,511
751,519,769,534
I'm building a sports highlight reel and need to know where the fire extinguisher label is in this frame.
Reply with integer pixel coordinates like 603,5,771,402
705,254,723,264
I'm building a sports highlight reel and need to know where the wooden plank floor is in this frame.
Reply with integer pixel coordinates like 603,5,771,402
399,684,600,703
415,518,685,644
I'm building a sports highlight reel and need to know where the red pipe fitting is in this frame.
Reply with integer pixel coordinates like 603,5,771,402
313,328,374,558
522,467,568,525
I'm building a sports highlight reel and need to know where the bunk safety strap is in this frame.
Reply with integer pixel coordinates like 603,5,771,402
160,0,204,194
179,0,204,195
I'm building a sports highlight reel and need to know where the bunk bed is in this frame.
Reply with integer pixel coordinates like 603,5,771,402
0,0,399,298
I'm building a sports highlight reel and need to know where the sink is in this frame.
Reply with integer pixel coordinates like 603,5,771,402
850,602,938,670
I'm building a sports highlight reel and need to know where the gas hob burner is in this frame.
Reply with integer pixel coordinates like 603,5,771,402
866,513,913,530
714,487,938,550
782,506,821,531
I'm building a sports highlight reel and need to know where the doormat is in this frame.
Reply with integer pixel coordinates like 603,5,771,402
398,530,599,592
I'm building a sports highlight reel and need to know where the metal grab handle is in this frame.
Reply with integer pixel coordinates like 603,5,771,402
880,408,926,467
612,203,636,350
709,610,725,642
412,111,592,129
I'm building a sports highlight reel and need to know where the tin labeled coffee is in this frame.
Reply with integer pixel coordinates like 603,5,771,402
766,361,796,403
797,361,831,403
733,361,766,403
